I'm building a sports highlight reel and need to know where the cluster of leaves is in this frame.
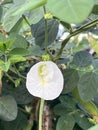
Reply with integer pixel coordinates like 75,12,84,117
0,0,98,130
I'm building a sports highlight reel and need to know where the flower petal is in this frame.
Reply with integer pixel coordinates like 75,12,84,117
26,61,64,100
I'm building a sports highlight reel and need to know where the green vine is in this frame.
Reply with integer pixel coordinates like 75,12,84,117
54,19,98,61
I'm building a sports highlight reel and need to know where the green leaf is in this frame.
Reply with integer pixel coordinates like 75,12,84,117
54,95,77,116
92,59,98,71
3,1,24,32
9,48,29,56
73,111,92,129
10,86,33,105
56,114,75,130
13,0,47,16
88,125,98,130
73,51,93,67
0,95,17,121
31,18,59,48
10,34,29,49
47,0,94,24
2,81,33,105
73,88,98,117
78,72,98,101
9,55,26,63
28,45,43,56
0,60,10,72
0,5,3,21
92,5,98,15
10,18,23,33
62,69,79,93
54,104,68,116
0,110,28,130
0,33,16,52
28,7,44,24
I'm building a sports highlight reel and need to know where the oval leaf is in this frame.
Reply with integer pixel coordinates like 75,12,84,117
73,51,93,67
78,72,98,101
56,114,75,130
47,0,94,24
0,95,17,121
31,18,59,48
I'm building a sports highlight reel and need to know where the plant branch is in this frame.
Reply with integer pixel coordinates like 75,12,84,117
54,19,98,61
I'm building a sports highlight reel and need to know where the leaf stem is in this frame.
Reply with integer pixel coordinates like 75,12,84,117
22,15,31,27
54,19,98,61
39,98,44,130
43,6,48,54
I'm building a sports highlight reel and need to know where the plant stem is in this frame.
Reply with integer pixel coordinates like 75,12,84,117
5,73,15,84
22,15,31,27
43,6,48,54
54,19,98,61
39,98,45,130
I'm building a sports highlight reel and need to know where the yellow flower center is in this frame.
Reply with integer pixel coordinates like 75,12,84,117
38,64,48,86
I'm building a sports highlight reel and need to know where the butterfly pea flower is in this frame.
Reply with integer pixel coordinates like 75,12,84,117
26,61,64,100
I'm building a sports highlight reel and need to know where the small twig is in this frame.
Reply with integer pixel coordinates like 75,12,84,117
54,19,98,61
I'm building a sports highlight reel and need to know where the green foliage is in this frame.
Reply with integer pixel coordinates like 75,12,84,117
0,110,28,130
56,114,75,130
47,0,94,23
78,72,98,101
73,51,93,67
0,0,98,129
54,95,92,130
62,69,79,93
31,18,59,48
0,95,17,121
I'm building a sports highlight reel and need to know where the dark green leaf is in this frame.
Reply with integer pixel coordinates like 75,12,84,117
47,0,94,24
10,86,33,105
56,114,75,130
62,69,79,93
73,111,92,129
92,5,98,15
0,110,28,130
0,95,17,121
31,18,59,48
92,59,98,71
78,72,98,101
10,34,29,49
10,18,23,33
9,48,29,56
54,104,68,116
2,81,33,105
28,45,43,56
54,95,77,116
73,51,93,67
28,7,44,24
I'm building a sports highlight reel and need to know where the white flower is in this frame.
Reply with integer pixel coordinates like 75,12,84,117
26,61,64,100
